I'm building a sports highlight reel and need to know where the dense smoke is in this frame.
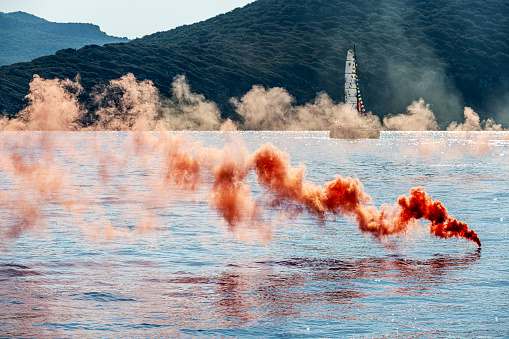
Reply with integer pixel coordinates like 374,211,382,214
0,130,481,248
231,86,380,130
0,72,502,248
383,98,438,131
250,143,480,246
0,73,505,132
231,86,505,132
447,106,504,131
92,73,222,131
0,75,84,131
380,99,507,132
92,73,163,131
231,86,294,130
0,73,222,132
160,74,222,130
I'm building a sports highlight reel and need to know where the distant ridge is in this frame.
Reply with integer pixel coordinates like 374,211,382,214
0,11,129,66
4,11,48,24
0,0,508,126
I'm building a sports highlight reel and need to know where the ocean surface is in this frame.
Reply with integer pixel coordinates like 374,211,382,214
0,131,508,338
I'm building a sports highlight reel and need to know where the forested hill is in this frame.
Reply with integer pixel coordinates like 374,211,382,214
0,11,128,66
0,0,508,126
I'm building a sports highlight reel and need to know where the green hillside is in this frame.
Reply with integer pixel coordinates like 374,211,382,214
0,0,508,126
0,11,129,66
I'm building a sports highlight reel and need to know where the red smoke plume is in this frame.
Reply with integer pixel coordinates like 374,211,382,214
396,188,481,247
250,143,481,247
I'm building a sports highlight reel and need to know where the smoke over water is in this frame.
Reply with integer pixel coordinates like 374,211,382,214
250,144,480,247
231,86,382,130
0,135,481,249
447,106,504,131
0,73,489,250
0,73,505,132
231,86,506,132
383,98,438,131
0,75,85,131
92,73,162,131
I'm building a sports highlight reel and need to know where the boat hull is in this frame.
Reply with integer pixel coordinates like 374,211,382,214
329,123,380,139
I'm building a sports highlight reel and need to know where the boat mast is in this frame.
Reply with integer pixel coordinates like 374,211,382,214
353,44,366,116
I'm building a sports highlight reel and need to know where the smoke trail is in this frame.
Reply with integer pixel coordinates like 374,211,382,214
0,129,481,248
210,146,259,227
132,132,205,190
249,143,481,247
0,133,77,240
395,187,481,247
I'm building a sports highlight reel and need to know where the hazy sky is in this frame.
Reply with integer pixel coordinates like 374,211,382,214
0,0,255,39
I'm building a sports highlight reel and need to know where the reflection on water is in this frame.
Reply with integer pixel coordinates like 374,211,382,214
0,250,483,337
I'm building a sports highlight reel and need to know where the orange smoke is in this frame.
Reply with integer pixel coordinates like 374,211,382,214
0,133,74,239
250,143,481,247
0,132,481,248
396,187,481,247
210,146,259,227
0,72,487,249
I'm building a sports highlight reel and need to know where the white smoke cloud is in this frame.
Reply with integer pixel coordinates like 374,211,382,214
231,85,380,130
447,106,504,131
1,73,506,133
231,86,294,130
92,73,162,131
159,74,222,131
383,98,438,131
0,74,84,131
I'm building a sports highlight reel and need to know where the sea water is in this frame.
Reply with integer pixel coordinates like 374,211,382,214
0,131,508,338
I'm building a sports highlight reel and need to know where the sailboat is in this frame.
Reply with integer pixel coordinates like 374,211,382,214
330,45,380,139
